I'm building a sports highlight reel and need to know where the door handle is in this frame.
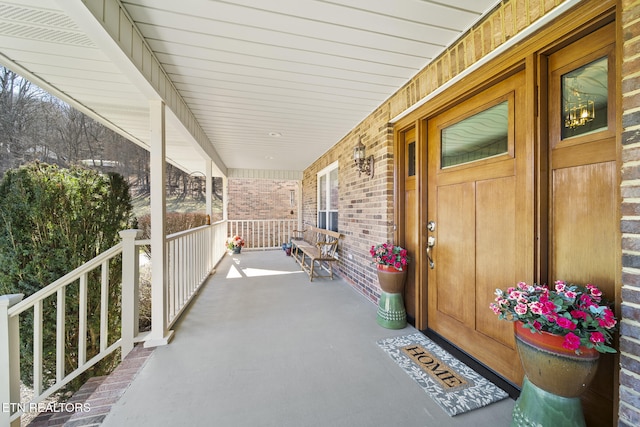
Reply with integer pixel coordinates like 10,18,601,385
426,236,435,269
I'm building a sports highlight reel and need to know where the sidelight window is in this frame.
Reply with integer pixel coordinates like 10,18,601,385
561,56,608,140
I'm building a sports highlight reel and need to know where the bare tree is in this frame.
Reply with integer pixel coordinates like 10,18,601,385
0,67,49,175
0,67,221,203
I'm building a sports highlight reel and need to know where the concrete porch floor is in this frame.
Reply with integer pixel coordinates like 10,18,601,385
102,250,514,427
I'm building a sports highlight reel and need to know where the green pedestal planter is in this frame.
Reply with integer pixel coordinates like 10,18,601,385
512,377,586,427
377,291,406,329
376,265,407,329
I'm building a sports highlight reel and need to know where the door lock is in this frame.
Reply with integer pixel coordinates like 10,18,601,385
427,221,436,232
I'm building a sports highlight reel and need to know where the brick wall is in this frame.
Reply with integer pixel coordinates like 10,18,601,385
619,1,640,425
227,178,298,220
302,120,394,303
302,0,568,303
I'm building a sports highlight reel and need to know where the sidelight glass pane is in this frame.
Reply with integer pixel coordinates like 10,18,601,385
561,56,608,140
408,141,416,177
441,101,509,168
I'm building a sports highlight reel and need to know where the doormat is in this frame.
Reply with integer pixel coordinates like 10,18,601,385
377,333,509,416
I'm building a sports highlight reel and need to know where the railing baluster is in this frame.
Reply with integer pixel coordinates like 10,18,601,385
78,273,88,367
189,234,194,295
177,236,182,311
166,242,171,328
170,239,175,322
169,240,175,322
100,260,109,352
183,234,188,303
187,234,191,296
33,300,43,396
56,287,65,383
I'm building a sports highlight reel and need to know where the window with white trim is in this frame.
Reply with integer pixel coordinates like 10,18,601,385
318,162,338,232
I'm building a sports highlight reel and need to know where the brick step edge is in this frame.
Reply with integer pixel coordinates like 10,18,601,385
27,344,155,427
63,345,155,427
26,376,108,427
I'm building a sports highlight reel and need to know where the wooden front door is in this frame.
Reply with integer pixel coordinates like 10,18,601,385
426,70,532,384
546,22,617,426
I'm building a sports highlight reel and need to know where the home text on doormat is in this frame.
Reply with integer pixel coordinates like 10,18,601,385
400,345,469,391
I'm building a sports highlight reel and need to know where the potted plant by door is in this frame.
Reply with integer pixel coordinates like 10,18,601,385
490,280,617,427
370,243,409,329
226,235,245,254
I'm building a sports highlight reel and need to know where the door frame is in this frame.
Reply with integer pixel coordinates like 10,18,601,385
392,2,620,420
394,122,428,329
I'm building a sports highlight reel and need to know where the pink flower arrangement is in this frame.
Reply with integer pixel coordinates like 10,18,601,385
370,243,409,271
490,281,617,354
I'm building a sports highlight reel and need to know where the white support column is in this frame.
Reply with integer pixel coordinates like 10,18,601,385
120,229,142,358
0,293,24,427
205,160,212,223
146,100,174,347
205,161,214,271
222,176,229,221
297,180,303,231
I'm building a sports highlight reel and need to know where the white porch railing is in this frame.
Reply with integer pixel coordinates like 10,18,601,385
0,221,227,426
165,221,227,328
227,219,298,249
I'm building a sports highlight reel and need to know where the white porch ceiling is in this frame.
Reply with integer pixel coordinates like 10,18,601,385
0,0,500,176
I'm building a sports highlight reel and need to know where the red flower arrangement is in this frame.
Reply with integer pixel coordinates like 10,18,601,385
370,243,409,271
490,280,617,354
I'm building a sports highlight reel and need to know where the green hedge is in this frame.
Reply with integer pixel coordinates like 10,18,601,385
0,162,134,389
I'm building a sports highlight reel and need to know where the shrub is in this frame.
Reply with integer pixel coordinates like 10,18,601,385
0,162,134,389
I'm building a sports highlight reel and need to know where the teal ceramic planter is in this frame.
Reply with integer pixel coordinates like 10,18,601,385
377,291,406,329
376,265,407,329
511,322,600,427
512,377,586,427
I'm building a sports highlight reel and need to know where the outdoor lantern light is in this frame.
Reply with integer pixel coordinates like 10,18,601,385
353,137,374,178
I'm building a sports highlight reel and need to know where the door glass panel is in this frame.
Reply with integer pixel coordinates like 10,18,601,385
408,141,416,177
561,56,608,140
441,101,509,168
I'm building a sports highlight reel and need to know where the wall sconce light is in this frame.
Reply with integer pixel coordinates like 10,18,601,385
353,137,374,178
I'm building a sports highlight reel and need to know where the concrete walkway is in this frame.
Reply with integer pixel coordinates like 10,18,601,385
101,250,514,427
